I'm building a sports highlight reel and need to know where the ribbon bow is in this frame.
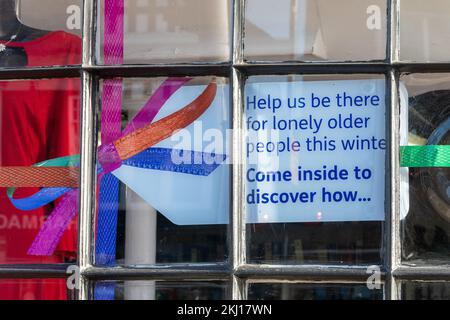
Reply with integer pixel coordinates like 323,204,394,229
1,77,224,256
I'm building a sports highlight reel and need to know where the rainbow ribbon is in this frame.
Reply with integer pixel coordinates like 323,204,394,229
1,0,226,262
400,145,450,167
2,78,224,256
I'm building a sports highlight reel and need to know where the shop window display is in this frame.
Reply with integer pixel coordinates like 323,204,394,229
1,0,450,301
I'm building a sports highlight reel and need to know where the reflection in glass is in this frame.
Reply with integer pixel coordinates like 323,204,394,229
248,222,382,264
401,73,450,263
0,0,82,67
400,0,450,62
94,281,228,300
401,282,450,300
95,77,230,266
0,279,73,300
244,0,386,61
97,0,231,64
248,283,383,300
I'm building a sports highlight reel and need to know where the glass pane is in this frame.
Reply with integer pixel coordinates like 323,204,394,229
95,77,230,266
245,75,386,264
97,0,231,64
94,281,228,300
0,278,74,300
400,0,450,62
0,0,82,67
244,0,387,62
248,283,383,300
0,78,80,264
400,73,450,263
401,281,450,300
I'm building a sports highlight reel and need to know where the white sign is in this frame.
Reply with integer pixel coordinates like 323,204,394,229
245,79,386,223
113,84,230,225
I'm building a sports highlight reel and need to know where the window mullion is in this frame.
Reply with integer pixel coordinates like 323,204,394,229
78,0,97,301
386,0,401,301
390,0,400,63
231,0,246,300
386,69,401,300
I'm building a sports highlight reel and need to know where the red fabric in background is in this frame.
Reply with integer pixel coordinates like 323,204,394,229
0,31,81,300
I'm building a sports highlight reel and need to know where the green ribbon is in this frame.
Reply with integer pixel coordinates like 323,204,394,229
400,145,450,168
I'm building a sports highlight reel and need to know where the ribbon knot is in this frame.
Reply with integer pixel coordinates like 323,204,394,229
98,142,122,174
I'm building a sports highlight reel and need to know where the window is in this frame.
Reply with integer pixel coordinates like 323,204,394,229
1,0,449,300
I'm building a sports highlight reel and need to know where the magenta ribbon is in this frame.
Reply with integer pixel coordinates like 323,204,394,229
104,0,124,65
95,0,124,264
